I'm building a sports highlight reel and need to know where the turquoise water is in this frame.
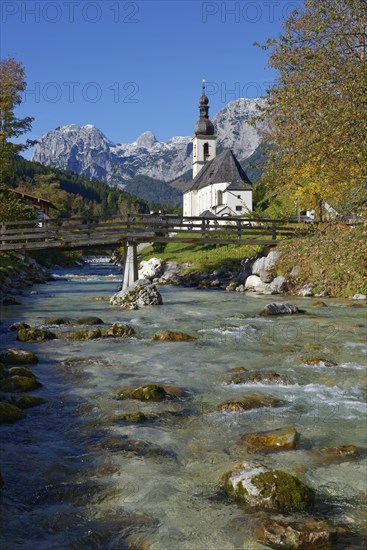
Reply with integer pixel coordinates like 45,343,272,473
0,259,366,549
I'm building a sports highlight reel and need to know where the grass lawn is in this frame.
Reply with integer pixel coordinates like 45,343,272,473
139,240,262,273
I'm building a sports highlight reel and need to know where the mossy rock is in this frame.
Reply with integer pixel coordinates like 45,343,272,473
44,317,71,325
222,462,315,512
0,402,26,423
115,411,148,423
241,426,300,453
152,329,197,341
76,317,104,325
0,349,38,365
251,470,315,511
8,366,36,379
118,383,184,401
312,444,359,461
119,384,169,401
254,517,339,548
89,436,175,461
218,395,286,412
0,375,42,393
17,328,57,342
10,322,31,331
229,367,248,374
11,395,47,409
301,356,337,367
0,363,6,378
227,370,288,385
103,323,135,338
71,328,103,340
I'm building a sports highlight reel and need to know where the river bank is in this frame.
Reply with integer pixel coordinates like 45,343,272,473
0,252,51,306
139,222,367,299
0,259,366,548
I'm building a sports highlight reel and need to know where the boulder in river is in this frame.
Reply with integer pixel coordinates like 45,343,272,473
227,370,288,385
17,328,57,342
10,322,30,331
152,329,196,341
76,316,104,325
10,395,47,409
221,461,315,512
217,395,285,412
240,426,300,453
8,366,36,379
261,303,304,316
44,317,71,325
117,383,185,401
103,323,135,338
254,517,339,548
110,279,163,309
114,411,148,423
0,349,38,365
88,435,175,461
0,401,26,423
0,375,42,392
311,444,359,462
70,328,103,340
301,356,337,367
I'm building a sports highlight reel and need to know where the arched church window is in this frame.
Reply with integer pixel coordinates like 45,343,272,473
217,190,223,205
203,142,209,159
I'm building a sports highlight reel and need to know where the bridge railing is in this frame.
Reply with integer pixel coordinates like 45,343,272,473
0,214,312,251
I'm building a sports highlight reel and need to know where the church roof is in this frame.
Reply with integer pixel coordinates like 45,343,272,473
185,149,253,192
199,209,217,218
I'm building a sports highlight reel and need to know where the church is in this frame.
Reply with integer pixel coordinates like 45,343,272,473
183,84,253,217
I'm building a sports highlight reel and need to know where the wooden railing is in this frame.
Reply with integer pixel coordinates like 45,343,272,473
0,214,310,252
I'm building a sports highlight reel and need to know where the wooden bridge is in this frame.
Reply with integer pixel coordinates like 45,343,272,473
0,214,305,289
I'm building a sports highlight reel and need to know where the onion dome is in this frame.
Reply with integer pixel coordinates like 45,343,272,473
195,80,215,136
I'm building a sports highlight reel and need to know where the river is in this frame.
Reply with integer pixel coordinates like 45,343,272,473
0,257,366,549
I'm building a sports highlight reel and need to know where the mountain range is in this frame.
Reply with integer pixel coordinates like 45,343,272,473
32,98,266,206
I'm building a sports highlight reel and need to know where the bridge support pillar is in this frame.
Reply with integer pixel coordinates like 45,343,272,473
122,242,138,290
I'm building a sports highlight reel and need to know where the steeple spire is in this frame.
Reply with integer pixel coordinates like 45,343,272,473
195,80,214,136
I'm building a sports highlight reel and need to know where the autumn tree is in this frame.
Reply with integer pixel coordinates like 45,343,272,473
256,0,367,219
0,58,34,182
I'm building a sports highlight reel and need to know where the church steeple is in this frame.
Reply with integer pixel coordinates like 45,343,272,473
195,80,215,136
192,80,217,178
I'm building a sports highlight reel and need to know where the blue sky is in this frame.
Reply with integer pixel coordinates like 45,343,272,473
1,1,301,156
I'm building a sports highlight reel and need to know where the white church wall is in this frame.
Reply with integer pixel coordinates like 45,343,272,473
224,189,253,215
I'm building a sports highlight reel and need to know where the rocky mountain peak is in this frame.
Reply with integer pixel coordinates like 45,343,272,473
135,131,157,148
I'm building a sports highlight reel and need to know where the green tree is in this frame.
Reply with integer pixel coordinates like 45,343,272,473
256,0,367,219
0,58,34,181
0,189,35,222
